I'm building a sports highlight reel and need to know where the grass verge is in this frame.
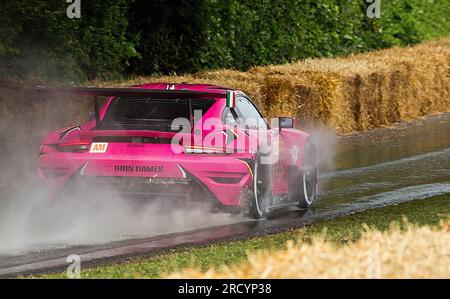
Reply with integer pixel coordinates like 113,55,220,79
36,193,450,279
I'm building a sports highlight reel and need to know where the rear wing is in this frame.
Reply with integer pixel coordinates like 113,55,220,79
35,86,226,130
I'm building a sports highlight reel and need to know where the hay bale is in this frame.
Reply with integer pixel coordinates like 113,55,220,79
87,37,450,134
167,219,450,278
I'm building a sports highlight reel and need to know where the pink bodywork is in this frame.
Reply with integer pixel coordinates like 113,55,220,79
37,83,310,207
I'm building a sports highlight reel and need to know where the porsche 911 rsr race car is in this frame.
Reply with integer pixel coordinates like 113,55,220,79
36,83,318,218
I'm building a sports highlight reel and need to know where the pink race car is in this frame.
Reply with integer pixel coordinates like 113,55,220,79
37,83,317,218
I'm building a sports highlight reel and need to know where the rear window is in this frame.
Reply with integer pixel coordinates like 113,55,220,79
102,97,215,131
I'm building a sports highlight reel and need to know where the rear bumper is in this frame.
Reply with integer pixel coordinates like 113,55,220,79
37,152,254,206
76,176,190,198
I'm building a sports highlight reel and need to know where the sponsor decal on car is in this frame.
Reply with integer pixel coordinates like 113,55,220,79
89,142,108,153
114,165,164,173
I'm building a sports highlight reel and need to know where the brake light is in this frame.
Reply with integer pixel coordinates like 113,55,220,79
56,142,90,153
39,145,46,157
40,167,69,179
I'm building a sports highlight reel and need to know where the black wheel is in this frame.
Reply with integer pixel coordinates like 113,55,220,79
248,155,272,219
298,143,318,208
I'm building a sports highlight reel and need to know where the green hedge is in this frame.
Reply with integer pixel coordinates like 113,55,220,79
1,0,449,80
0,0,137,80
194,0,450,71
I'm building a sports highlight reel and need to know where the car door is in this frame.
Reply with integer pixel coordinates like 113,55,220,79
234,96,288,195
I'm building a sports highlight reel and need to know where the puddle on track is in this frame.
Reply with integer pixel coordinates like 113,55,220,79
314,113,450,212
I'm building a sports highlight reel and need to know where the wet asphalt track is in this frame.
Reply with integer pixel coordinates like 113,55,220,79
0,112,449,277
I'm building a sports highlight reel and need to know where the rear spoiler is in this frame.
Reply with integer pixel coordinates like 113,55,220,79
35,86,226,130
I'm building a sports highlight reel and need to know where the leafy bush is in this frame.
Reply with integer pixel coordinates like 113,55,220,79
0,0,448,80
194,0,449,71
0,0,137,80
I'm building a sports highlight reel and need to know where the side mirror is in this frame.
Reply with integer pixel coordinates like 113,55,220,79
88,111,95,121
278,117,295,131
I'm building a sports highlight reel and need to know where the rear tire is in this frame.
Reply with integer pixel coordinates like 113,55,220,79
248,155,272,219
288,143,318,209
298,143,318,209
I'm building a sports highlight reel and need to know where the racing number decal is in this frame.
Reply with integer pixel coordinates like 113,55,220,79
90,142,108,153
276,140,284,175
289,145,299,163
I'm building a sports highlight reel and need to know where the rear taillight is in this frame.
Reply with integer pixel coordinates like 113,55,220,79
40,167,69,179
39,145,46,157
56,142,90,153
